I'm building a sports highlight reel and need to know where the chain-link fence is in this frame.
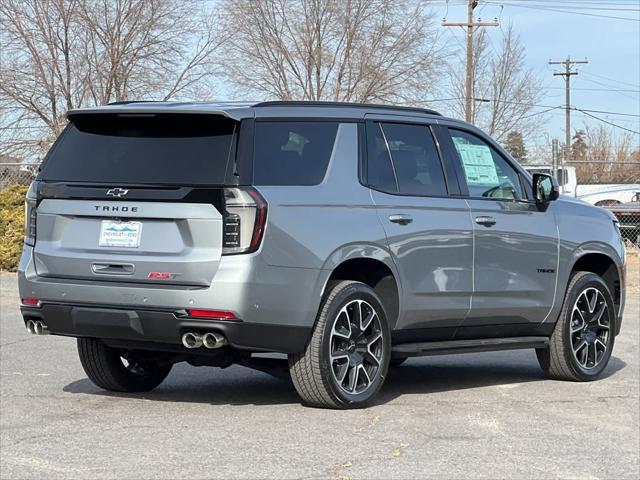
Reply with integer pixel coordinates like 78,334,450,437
577,175,640,246
609,204,640,246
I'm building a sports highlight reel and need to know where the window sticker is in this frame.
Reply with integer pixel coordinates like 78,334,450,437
453,141,499,185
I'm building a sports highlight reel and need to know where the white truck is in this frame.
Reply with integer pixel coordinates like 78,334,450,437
525,165,640,206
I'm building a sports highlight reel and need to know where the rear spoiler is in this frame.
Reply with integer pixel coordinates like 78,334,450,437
67,103,254,122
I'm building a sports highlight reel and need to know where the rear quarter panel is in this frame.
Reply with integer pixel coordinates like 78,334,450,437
255,123,396,326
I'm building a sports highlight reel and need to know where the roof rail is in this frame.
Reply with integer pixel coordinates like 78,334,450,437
253,100,441,116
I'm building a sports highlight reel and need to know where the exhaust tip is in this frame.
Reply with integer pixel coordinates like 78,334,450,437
25,320,36,334
181,332,203,349
202,332,227,349
33,321,49,335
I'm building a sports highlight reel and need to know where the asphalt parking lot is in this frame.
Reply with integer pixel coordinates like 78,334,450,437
1,272,638,480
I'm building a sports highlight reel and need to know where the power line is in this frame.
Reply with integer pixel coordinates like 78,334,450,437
546,87,639,93
579,71,640,89
388,97,640,119
576,76,639,100
498,3,640,12
576,109,640,134
485,1,640,21
495,2,640,12
519,105,564,120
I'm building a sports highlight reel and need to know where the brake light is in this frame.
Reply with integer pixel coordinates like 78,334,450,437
186,309,236,320
24,183,37,246
222,187,267,255
21,297,41,307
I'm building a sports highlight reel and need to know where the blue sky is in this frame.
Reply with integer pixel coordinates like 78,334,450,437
430,0,640,146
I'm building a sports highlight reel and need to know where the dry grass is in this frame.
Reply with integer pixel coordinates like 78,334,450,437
626,247,640,294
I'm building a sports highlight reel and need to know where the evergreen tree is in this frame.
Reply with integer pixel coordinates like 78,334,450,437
504,131,528,163
571,130,588,161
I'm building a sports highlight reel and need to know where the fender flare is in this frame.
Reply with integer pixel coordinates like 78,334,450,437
312,242,403,328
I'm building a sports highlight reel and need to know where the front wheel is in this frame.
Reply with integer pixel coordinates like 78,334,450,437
77,338,172,392
537,271,616,381
289,281,391,409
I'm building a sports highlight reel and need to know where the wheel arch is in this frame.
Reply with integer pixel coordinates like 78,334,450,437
569,246,623,323
319,245,401,330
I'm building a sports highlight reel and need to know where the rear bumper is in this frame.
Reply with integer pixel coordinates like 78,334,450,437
20,303,311,354
18,245,326,333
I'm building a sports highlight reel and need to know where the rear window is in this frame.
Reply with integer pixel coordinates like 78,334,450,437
367,122,447,196
39,114,237,185
253,121,339,185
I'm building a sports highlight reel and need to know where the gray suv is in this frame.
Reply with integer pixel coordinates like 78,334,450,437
18,101,626,409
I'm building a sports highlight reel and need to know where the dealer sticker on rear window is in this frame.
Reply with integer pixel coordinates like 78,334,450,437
99,220,142,248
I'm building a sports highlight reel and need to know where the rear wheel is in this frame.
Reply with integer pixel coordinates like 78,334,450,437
537,271,616,381
289,281,391,409
77,338,172,392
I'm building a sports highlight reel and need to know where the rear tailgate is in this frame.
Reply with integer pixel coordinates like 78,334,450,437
33,199,222,286
31,112,241,287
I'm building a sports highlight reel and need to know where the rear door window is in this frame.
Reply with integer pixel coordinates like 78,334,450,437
367,122,448,196
39,114,237,185
253,121,339,185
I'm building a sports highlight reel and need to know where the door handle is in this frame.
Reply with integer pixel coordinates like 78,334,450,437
389,214,413,225
475,216,496,227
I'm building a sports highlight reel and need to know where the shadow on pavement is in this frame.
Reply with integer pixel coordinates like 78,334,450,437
62,353,627,407
377,354,626,403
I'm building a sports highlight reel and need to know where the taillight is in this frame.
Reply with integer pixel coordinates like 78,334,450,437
222,187,267,255
24,183,37,246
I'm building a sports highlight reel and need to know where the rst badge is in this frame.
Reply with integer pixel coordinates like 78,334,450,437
148,272,180,280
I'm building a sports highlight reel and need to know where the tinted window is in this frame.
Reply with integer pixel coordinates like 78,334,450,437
40,114,236,185
367,123,398,192
253,122,339,185
449,129,524,200
371,123,447,196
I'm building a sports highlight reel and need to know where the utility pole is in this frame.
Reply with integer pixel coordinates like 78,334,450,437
548,56,588,171
443,0,499,123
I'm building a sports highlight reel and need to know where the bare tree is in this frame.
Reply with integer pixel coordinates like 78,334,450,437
448,25,545,141
0,0,225,160
574,125,640,184
218,0,448,103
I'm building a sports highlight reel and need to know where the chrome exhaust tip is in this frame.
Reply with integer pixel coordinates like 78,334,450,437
202,332,227,349
181,332,203,349
25,320,36,334
33,321,49,335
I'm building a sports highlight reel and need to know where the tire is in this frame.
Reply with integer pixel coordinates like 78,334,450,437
537,271,616,382
390,357,408,368
288,281,391,409
77,338,172,392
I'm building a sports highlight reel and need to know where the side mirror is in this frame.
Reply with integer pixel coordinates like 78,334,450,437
532,173,559,205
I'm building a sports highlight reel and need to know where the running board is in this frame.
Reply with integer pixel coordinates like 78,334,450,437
392,336,549,357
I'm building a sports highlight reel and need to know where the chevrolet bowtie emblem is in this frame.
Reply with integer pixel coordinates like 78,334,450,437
106,187,129,197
